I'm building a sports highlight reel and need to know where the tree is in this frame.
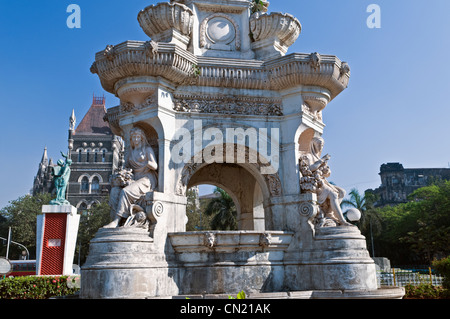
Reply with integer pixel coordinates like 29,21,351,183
76,199,111,265
372,181,450,265
399,183,450,263
185,187,215,231
341,188,367,212
204,188,237,230
341,188,382,256
0,193,52,259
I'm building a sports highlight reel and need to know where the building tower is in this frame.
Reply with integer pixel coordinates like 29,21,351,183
67,95,123,210
32,147,54,195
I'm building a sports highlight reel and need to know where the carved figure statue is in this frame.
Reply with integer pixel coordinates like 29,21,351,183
50,152,72,205
105,127,158,228
299,137,351,226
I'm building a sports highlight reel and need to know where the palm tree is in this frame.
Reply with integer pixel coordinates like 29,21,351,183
341,188,367,212
204,187,238,230
341,188,382,257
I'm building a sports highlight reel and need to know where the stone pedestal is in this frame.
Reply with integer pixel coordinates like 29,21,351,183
81,191,186,299
283,193,378,292
36,205,80,276
169,231,293,295
80,227,179,299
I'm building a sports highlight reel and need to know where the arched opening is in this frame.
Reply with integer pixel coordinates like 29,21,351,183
186,162,269,231
77,201,88,215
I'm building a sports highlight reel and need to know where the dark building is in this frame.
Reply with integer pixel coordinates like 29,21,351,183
32,147,55,196
32,95,124,210
371,162,450,207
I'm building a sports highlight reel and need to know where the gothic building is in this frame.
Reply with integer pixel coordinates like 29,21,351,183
32,95,123,210
32,147,55,195
370,162,450,207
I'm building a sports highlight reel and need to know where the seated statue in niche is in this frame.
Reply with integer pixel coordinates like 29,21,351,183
299,137,352,227
105,127,158,228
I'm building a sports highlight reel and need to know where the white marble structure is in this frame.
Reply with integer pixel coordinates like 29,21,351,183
81,0,404,299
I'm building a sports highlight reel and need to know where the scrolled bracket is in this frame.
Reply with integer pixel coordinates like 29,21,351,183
147,200,164,238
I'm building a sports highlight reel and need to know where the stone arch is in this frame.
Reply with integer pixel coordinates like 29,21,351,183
77,174,90,183
88,200,101,209
89,173,103,183
76,200,88,210
177,144,280,230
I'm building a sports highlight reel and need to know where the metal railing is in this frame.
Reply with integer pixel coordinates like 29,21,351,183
377,267,444,287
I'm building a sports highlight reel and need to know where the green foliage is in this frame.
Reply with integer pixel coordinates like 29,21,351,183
228,290,246,299
76,199,111,265
0,193,52,259
433,256,450,289
204,188,237,230
404,283,447,299
250,0,266,14
341,189,382,252
372,181,450,264
0,276,79,299
191,64,201,78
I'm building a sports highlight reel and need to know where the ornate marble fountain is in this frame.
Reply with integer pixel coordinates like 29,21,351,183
81,0,404,299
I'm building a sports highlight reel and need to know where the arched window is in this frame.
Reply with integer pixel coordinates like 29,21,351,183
78,149,82,162
102,149,106,162
78,202,88,215
94,151,98,162
86,150,90,162
91,176,100,193
81,176,89,193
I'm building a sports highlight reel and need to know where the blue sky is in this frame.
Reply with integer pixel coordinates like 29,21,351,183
1,0,450,209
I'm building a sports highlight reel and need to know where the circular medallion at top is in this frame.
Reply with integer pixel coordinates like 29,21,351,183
206,17,235,44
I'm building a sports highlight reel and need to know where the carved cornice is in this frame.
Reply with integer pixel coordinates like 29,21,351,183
92,41,195,94
92,41,350,100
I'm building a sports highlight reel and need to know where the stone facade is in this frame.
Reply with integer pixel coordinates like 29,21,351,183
370,162,450,207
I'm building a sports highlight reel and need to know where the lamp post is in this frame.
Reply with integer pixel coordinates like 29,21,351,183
1,227,30,260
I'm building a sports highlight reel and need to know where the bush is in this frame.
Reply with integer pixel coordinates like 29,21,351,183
404,283,446,299
433,256,450,289
0,276,80,299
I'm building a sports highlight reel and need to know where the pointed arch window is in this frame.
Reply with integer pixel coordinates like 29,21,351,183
91,176,100,193
81,176,89,193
